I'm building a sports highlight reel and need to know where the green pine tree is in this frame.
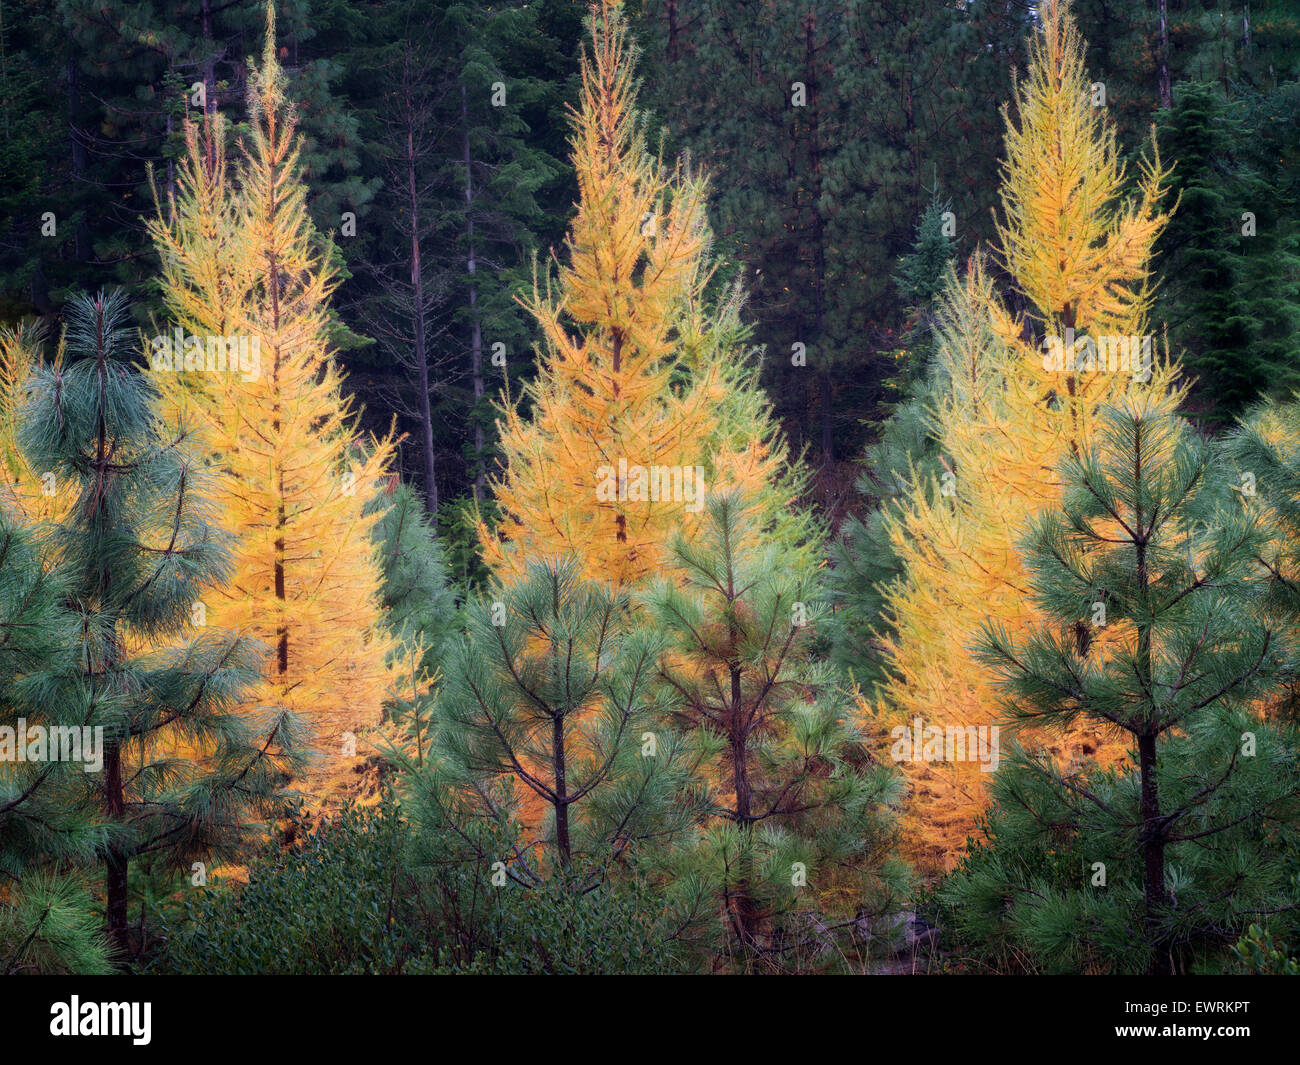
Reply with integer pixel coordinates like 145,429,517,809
890,192,958,390
825,382,941,687
15,289,305,958
0,503,111,973
826,247,955,687
411,555,694,887
372,478,459,767
642,492,910,970
943,398,1300,974
1226,389,1300,720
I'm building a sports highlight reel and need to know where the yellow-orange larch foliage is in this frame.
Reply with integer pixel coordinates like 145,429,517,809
482,0,806,591
876,0,1186,872
148,6,397,800
0,323,66,524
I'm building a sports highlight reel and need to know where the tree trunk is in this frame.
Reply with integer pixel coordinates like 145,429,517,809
103,741,129,957
406,89,438,516
803,13,832,466
274,506,288,674
1133,417,1168,973
0,0,10,140
200,0,217,172
1138,729,1169,974
91,297,129,958
818,368,834,465
553,712,570,867
1158,0,1172,109
729,662,759,947
66,54,90,263
268,176,289,679
461,81,486,502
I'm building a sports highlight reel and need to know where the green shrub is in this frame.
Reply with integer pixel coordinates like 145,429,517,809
1232,923,1300,975
430,873,685,975
158,799,431,975
157,796,683,975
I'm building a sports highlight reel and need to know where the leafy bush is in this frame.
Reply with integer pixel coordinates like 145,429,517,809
1232,923,1300,975
157,797,684,975
158,800,431,975
434,874,685,975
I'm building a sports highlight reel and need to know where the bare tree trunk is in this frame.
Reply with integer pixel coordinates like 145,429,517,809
406,85,438,516
66,55,90,262
0,0,12,140
462,81,486,502
804,13,832,466
165,59,176,211
200,0,217,171
1158,0,1172,109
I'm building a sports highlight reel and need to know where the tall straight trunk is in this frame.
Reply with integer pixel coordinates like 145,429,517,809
903,30,920,210
274,494,288,674
818,369,834,464
65,54,90,262
1158,0,1172,109
406,87,437,516
200,0,217,170
1061,300,1080,457
267,164,289,677
729,645,759,945
165,60,176,211
803,14,832,466
553,711,570,867
1137,729,1168,973
612,328,627,552
731,670,752,826
461,81,486,502
1,1,12,139
1133,418,1168,974
103,742,129,954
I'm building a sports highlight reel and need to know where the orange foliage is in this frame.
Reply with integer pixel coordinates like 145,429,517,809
482,0,808,592
875,0,1185,872
148,7,397,801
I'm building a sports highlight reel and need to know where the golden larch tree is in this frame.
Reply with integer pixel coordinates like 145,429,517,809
482,0,805,590
148,5,397,799
875,0,1185,872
